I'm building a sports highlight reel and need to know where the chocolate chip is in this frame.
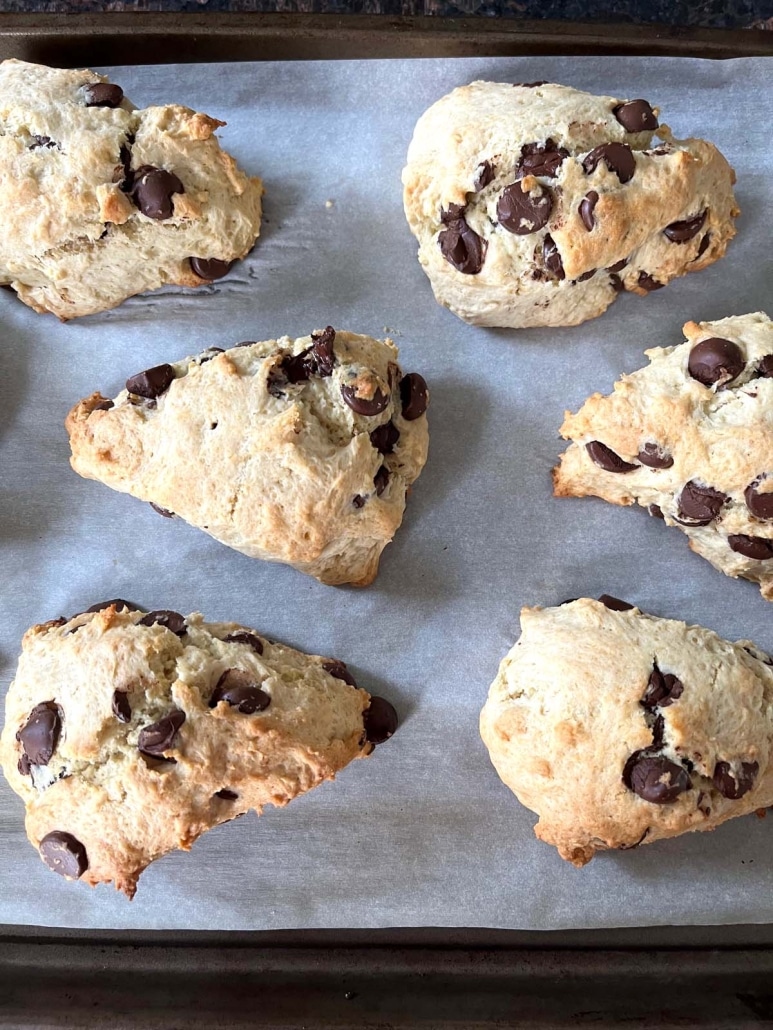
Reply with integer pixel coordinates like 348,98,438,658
728,535,773,560
39,831,88,879
713,760,759,800
84,82,124,108
341,383,389,417
745,478,773,520
223,631,264,655
637,271,664,291
374,465,390,496
150,502,175,518
598,594,634,611
516,140,568,179
138,709,185,757
613,99,658,132
651,714,665,751
399,372,428,421
542,235,565,280
617,827,651,850
586,441,638,473
215,789,238,801
648,504,664,519
125,363,175,399
91,399,114,411
610,274,625,293
696,233,711,258
474,160,495,191
86,599,133,613
353,495,366,509
190,257,234,281
139,610,187,636
623,753,691,804
514,80,548,88
642,665,684,709
363,696,398,745
576,269,596,283
112,691,132,723
757,356,773,378
497,180,552,235
579,191,599,231
198,347,225,363
322,659,358,687
637,442,674,469
583,143,636,184
18,754,31,776
17,703,61,766
370,421,400,454
664,210,707,243
677,481,728,525
438,210,487,275
607,258,628,273
129,166,184,220
30,135,56,150
687,337,744,388
308,327,336,377
210,669,270,714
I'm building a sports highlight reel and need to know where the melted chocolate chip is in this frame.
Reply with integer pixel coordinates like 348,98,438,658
112,691,132,723
623,753,691,804
322,659,358,687
642,666,684,709
139,610,187,636
198,347,225,363
125,363,175,399
514,80,548,88
583,143,636,184
223,631,264,655
17,703,61,766
399,373,428,421
687,337,744,388
39,831,88,879
598,595,634,611
637,271,664,292
86,599,133,613
370,421,400,454
607,258,628,273
497,180,552,235
18,754,31,776
190,257,234,281
586,441,638,473
713,760,759,800
696,233,711,258
576,269,596,283
516,140,568,179
613,99,658,132
84,82,124,108
129,166,184,220
649,504,664,519
542,235,565,280
215,789,239,801
579,191,599,231
745,479,773,520
150,502,175,518
474,160,495,191
353,495,366,509
664,209,707,243
363,696,398,744
374,465,390,496
91,398,114,411
757,356,773,378
610,274,625,293
677,481,728,525
138,709,186,757
309,327,336,377
30,135,57,150
210,669,270,714
341,383,390,417
438,211,487,275
637,442,674,469
728,535,773,560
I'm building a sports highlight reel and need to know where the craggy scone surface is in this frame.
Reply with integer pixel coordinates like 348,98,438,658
554,312,773,599
66,329,429,586
403,81,738,329
0,59,263,318
0,602,390,897
480,598,773,866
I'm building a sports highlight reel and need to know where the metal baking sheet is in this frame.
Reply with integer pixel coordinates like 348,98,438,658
0,54,771,931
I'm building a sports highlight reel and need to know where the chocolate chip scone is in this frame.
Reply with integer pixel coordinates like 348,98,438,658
480,597,773,866
0,601,397,897
554,312,773,599
66,328,429,585
0,59,262,319
402,81,738,329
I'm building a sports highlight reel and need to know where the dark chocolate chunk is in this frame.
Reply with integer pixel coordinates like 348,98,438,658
576,269,596,283
438,210,487,275
374,465,390,496
190,257,234,281
664,209,707,243
586,440,638,473
139,610,187,636
757,356,773,378
83,82,124,108
39,831,88,879
112,690,132,723
642,665,684,709
583,143,636,184
223,631,264,655
353,495,366,509
637,271,664,292
399,372,428,421
516,140,568,179
607,258,628,273
341,383,390,417
497,180,552,235
215,789,239,801
598,595,634,611
696,233,711,259
322,659,358,688
613,99,658,132
473,160,495,191
125,363,175,399
677,481,728,525
370,421,400,454
623,753,691,804
728,535,773,560
129,166,184,220
86,599,133,613
210,669,270,714
648,504,664,519
610,274,625,293
745,478,773,520
542,234,565,280
308,327,336,377
30,135,57,150
637,442,674,469
579,191,599,231
713,760,759,800
150,502,175,518
17,703,61,766
687,337,744,388
363,696,398,745
138,709,186,757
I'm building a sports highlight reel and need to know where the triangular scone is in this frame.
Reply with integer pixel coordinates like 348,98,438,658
480,597,773,866
0,59,262,318
554,312,773,599
0,602,397,897
66,329,429,586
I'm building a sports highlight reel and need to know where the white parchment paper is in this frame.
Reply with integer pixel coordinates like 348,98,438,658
0,55,771,931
